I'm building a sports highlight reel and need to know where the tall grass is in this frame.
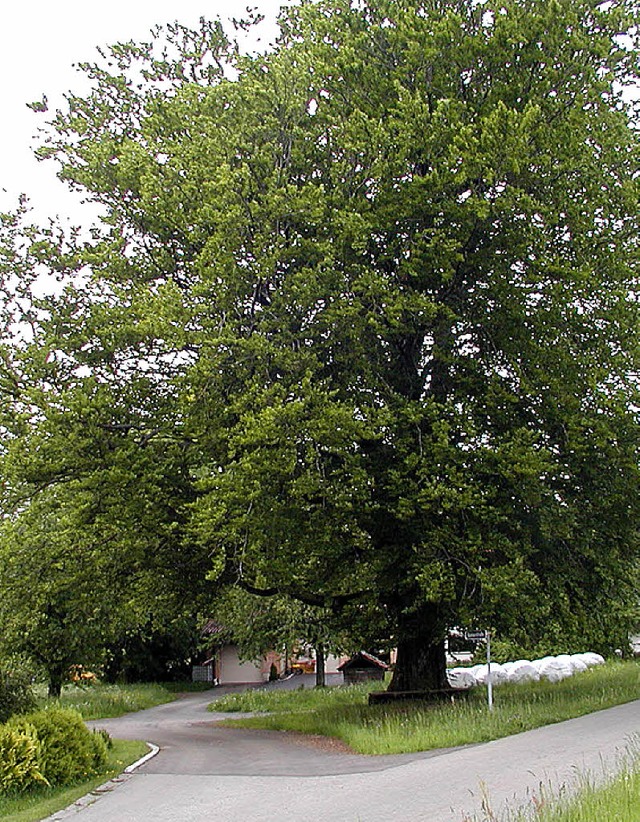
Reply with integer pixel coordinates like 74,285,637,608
211,680,379,714
36,681,208,720
476,740,640,822
531,767,640,822
214,661,640,755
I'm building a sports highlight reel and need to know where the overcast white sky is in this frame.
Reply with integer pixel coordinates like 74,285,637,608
0,0,283,225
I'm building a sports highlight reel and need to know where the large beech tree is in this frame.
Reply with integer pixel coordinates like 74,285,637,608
2,0,639,690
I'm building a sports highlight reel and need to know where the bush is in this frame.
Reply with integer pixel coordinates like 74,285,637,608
0,723,48,795
0,665,37,724
9,708,107,787
92,727,113,750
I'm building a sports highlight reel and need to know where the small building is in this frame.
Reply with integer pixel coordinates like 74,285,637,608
338,651,389,685
193,620,284,685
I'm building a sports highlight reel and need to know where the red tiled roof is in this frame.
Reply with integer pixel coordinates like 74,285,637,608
338,651,389,671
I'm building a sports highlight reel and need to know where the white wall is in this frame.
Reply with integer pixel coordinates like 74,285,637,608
218,645,265,684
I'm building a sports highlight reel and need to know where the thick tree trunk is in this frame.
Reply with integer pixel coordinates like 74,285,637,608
388,603,448,692
315,645,326,688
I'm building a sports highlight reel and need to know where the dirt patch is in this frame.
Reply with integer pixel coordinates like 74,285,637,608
283,731,358,756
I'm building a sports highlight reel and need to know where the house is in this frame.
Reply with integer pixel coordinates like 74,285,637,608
338,651,389,685
193,620,348,685
192,620,282,685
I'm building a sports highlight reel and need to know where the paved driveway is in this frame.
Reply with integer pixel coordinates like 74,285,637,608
50,685,639,821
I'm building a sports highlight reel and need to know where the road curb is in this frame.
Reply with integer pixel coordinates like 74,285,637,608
125,741,160,772
44,741,159,820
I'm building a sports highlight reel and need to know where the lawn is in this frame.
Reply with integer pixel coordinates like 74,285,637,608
211,660,640,755
36,680,213,720
0,738,148,822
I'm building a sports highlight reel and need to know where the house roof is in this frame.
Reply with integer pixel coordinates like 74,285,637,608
337,651,389,671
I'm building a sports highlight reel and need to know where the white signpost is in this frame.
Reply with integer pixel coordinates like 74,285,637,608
465,629,493,711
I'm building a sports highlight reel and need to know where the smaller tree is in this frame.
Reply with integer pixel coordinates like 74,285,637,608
0,661,36,723
0,490,114,697
210,587,393,686
103,616,200,683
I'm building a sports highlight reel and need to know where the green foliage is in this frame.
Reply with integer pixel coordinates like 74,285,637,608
208,588,384,665
103,617,200,684
0,664,37,724
0,491,118,697
0,738,148,822
0,0,638,690
0,724,47,795
8,709,107,787
92,728,113,751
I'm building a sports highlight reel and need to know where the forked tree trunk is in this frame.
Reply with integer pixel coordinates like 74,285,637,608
388,603,448,692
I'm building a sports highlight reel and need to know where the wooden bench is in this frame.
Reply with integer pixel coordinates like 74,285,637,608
368,687,470,705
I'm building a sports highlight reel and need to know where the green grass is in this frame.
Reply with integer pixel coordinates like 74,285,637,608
212,661,640,755
211,678,382,714
475,741,640,822
36,680,214,720
532,767,640,822
0,738,148,822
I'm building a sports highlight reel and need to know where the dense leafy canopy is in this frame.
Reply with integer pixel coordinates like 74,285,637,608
1,0,639,689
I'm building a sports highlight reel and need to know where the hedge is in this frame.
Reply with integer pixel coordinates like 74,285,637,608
1,708,109,795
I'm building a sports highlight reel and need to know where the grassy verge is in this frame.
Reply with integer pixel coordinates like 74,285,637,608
0,738,148,822
484,743,640,822
37,681,214,720
211,661,639,755
527,768,640,822
534,767,640,822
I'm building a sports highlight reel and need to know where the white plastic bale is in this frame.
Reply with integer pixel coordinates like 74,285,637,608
471,662,507,685
446,668,477,689
507,661,540,683
500,661,515,676
444,650,602,690
487,663,508,685
538,658,573,683
531,656,556,672
581,652,605,666
568,654,589,673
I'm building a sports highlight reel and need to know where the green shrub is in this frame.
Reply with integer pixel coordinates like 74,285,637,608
89,729,110,766
9,709,107,787
0,665,37,724
0,723,48,795
92,727,113,751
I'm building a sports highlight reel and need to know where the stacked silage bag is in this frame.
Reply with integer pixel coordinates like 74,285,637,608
446,651,605,689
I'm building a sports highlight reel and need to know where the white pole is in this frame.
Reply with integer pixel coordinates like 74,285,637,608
486,630,493,711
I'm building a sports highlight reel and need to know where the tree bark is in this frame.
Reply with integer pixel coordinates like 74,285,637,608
315,645,326,687
47,665,65,698
388,603,448,691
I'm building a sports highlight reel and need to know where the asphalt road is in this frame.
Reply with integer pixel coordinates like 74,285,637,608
48,681,639,822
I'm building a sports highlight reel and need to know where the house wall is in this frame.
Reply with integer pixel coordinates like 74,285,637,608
218,645,264,684
344,668,385,685
325,654,349,674
214,645,346,683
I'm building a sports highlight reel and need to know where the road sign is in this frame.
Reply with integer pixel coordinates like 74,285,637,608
465,630,487,642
